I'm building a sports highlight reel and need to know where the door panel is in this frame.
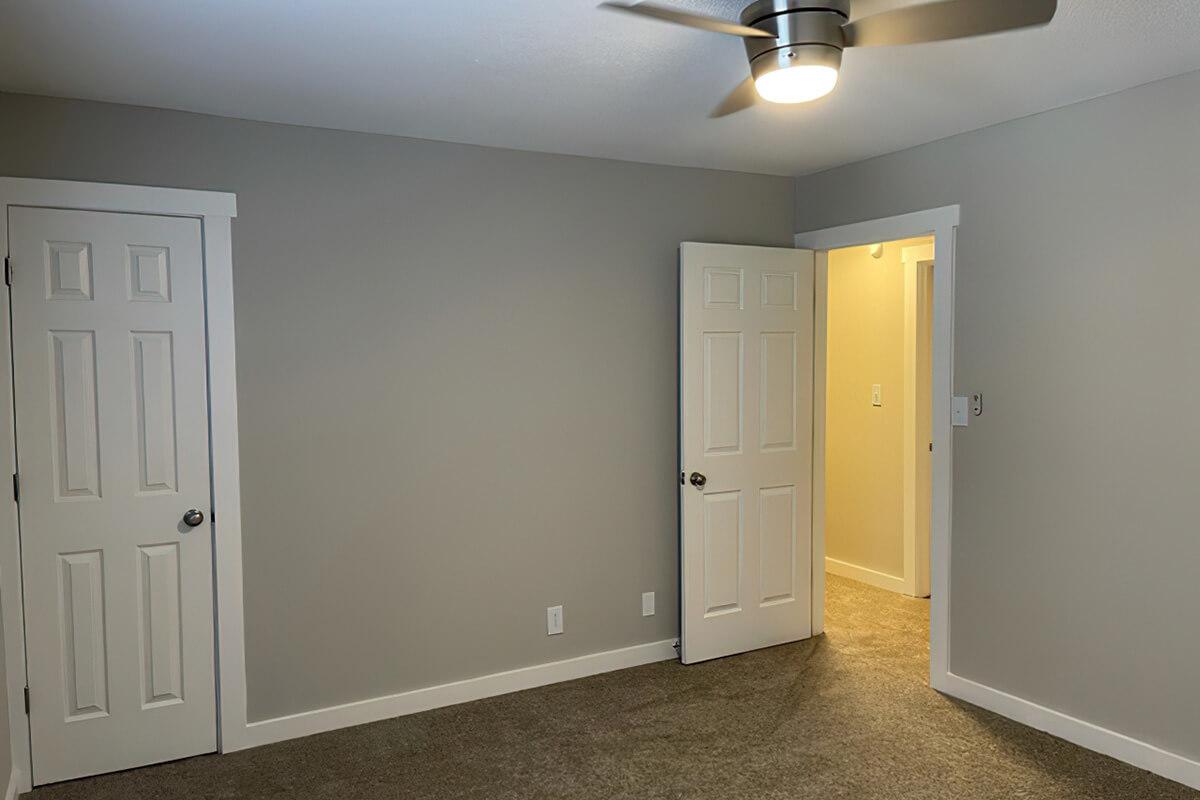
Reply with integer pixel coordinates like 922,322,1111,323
137,542,184,707
680,243,814,664
758,484,797,604
702,490,743,616
59,550,108,720
760,332,796,451
702,332,742,454
11,206,216,784
49,330,102,499
131,331,179,493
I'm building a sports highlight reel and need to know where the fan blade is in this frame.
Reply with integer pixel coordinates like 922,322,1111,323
842,0,1056,47
710,77,760,118
599,2,775,38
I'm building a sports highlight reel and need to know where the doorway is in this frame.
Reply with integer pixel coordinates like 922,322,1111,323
820,235,935,685
796,206,958,690
0,178,244,792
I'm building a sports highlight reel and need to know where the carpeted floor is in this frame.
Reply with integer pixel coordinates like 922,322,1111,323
29,574,1197,799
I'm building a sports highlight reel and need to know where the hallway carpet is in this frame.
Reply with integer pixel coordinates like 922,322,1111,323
28,575,1197,799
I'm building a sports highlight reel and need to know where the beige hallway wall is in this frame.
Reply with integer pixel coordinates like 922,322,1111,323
825,238,930,586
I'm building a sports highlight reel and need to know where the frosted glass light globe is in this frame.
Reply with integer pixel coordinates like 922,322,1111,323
754,64,839,104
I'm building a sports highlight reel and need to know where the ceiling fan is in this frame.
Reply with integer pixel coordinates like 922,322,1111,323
600,0,1057,116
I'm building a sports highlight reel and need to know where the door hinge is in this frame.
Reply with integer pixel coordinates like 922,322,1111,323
23,686,29,715
679,471,685,486
929,442,933,452
3,256,10,288
11,473,17,504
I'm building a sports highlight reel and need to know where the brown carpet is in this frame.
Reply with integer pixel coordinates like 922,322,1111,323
29,574,1197,799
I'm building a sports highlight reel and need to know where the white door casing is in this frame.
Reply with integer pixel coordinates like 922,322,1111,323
902,243,934,599
679,243,814,664
11,207,217,783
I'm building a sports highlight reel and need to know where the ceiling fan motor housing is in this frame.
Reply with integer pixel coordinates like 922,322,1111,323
740,0,850,82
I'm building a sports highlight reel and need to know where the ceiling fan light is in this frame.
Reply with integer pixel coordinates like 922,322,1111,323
749,42,843,105
754,64,839,104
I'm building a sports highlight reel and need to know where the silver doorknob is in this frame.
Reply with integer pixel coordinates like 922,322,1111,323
689,472,707,489
182,509,205,527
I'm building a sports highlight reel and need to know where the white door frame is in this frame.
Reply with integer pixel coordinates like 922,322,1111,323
0,178,247,792
901,241,934,599
795,205,958,690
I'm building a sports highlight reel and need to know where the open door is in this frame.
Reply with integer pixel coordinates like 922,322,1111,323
679,243,814,664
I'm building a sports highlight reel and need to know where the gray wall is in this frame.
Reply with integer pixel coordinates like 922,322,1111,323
0,92,795,721
795,70,1200,761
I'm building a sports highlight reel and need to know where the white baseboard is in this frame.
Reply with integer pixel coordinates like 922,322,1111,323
826,557,908,595
940,672,1200,791
234,638,678,751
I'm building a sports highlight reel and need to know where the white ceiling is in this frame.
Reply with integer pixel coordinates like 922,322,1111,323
2,0,1199,176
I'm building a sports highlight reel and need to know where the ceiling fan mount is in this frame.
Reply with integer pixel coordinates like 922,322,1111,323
600,0,1057,116
738,2,851,102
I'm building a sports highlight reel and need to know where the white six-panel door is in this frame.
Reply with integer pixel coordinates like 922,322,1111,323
10,207,216,783
680,243,814,664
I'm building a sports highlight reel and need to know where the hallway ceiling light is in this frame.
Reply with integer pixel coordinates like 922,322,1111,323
600,0,1057,116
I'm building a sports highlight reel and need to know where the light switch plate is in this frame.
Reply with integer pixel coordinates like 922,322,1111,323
547,605,563,635
871,384,882,407
952,396,969,427
642,592,655,617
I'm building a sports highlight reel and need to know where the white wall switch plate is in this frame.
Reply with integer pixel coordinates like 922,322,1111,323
952,395,969,427
871,384,882,407
642,592,655,617
547,605,563,635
